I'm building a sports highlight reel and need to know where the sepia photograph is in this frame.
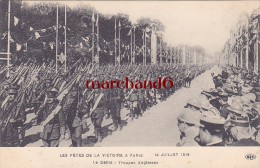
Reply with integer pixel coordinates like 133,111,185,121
0,0,260,167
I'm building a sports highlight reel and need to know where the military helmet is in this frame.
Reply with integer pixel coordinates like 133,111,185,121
231,96,243,104
227,102,245,116
45,78,52,83
200,109,225,129
187,98,201,109
230,115,250,128
178,108,200,125
47,87,59,98
200,99,213,111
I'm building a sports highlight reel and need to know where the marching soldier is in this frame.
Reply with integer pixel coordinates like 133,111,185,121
90,88,109,142
127,89,139,120
108,79,123,131
38,88,65,147
0,85,26,147
64,84,87,147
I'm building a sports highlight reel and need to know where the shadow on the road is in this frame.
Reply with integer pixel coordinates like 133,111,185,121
22,133,40,146
21,122,41,146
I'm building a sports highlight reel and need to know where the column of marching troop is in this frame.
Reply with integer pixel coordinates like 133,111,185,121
0,62,210,147
176,66,260,146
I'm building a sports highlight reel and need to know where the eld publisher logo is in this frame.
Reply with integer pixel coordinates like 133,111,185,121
245,154,256,160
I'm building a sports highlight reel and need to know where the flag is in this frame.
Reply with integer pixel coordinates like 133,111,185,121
127,28,132,36
35,32,40,39
16,43,22,51
82,37,89,43
23,42,27,52
146,33,151,38
10,36,14,42
80,42,83,48
59,53,66,64
49,42,54,49
14,16,19,26
94,55,99,62
29,27,34,31
1,32,7,40
96,13,99,26
91,12,95,22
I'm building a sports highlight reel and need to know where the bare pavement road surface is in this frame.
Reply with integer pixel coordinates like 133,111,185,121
25,66,221,147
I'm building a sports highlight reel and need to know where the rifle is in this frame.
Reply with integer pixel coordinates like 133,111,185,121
1,79,33,132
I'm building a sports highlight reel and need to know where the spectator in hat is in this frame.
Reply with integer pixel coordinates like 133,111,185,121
227,102,245,119
229,115,259,146
209,90,221,111
213,74,223,89
176,108,200,146
185,98,201,111
218,92,230,119
196,109,226,146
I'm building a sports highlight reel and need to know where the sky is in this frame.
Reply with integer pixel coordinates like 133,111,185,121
26,1,259,55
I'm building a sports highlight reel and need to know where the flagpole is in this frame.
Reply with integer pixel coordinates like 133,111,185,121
55,5,58,73
118,21,121,66
133,26,135,64
257,8,259,73
7,0,11,77
170,47,173,65
160,36,162,66
130,27,132,65
92,11,95,66
142,30,145,65
96,13,99,65
246,15,249,70
144,30,147,66
115,18,117,65
64,5,67,72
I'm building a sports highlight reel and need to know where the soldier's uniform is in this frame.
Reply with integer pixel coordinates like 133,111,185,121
108,84,123,131
128,90,138,120
90,89,109,142
0,86,26,147
64,85,87,147
38,88,65,147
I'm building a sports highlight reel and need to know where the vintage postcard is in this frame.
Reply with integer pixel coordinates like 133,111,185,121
0,0,259,168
